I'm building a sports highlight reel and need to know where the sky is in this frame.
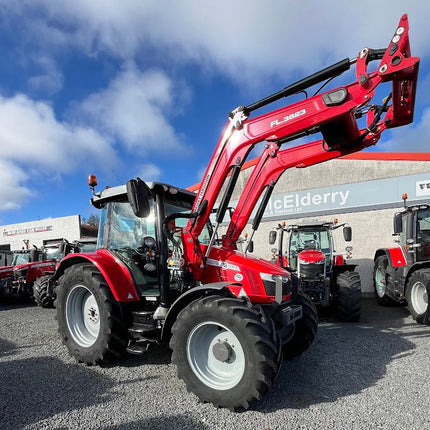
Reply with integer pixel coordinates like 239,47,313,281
0,1,429,226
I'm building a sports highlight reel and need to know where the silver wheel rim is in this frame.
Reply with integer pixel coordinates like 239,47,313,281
374,266,386,298
187,322,245,390
66,285,100,347
410,281,428,316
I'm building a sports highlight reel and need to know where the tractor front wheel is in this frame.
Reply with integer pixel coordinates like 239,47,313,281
335,271,362,322
282,292,318,360
55,263,127,365
406,270,430,325
170,295,281,410
33,275,55,308
373,256,397,306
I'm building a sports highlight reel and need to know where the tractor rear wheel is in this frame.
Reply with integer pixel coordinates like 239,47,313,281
33,275,55,308
406,270,430,325
373,256,397,306
282,292,318,360
335,271,361,322
55,263,127,365
170,295,281,410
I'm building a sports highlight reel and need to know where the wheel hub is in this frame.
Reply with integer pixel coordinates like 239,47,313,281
212,341,233,362
87,307,99,323
66,285,101,347
187,321,245,390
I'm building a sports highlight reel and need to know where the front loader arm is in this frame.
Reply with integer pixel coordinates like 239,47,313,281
184,14,419,268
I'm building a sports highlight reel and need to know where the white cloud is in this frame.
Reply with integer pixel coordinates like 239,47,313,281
0,160,31,211
0,94,117,210
0,94,115,171
136,163,162,182
78,65,186,151
27,56,64,95
2,1,429,84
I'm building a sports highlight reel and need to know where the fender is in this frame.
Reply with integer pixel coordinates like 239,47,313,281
374,247,407,267
161,283,235,342
55,249,140,302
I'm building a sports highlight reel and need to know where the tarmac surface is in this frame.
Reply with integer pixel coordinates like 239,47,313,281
0,298,429,430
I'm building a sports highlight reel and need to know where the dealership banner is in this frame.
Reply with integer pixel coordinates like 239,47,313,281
260,172,430,218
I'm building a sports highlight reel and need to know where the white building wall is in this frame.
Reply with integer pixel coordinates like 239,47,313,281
0,215,81,250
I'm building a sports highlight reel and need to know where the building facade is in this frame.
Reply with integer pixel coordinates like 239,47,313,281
0,215,83,251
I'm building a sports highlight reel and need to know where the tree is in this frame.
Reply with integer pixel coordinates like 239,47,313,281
82,214,100,227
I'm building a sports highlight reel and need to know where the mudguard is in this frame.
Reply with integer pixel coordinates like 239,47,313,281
161,283,234,342
55,249,140,302
374,247,407,267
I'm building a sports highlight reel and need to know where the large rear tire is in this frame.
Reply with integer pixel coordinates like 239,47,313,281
406,270,430,325
282,292,318,360
373,256,397,306
33,275,55,308
335,271,362,322
169,295,281,410
55,263,127,365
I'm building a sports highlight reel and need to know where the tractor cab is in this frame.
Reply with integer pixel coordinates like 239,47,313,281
393,202,430,264
91,181,212,301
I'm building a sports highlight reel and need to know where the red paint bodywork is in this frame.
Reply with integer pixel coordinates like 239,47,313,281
0,266,13,281
298,250,326,264
60,249,140,302
201,246,291,303
386,247,407,267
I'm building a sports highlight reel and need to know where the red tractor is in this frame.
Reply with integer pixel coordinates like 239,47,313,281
373,194,430,324
0,247,55,302
0,250,31,282
0,239,84,304
269,220,361,321
52,15,418,410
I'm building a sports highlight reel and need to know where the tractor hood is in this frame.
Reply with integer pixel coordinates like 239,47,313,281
298,249,326,264
201,246,292,304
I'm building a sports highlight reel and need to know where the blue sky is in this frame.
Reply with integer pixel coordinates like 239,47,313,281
0,1,429,226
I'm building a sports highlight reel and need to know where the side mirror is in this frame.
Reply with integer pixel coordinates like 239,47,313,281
126,178,152,218
269,230,277,245
343,226,352,242
247,240,254,253
393,213,402,234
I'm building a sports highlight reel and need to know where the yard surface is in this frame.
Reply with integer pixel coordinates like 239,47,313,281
0,298,429,430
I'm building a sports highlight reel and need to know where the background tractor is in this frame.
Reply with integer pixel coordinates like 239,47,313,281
0,247,51,302
373,194,430,324
269,220,361,321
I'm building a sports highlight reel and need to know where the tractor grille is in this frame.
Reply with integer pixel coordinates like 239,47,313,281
261,277,291,297
298,262,325,280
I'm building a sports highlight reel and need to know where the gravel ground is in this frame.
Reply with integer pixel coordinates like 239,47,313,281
0,298,429,430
